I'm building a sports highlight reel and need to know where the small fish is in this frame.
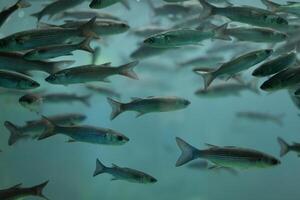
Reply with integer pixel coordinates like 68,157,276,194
0,70,40,90
107,96,190,120
260,67,300,91
175,137,280,169
89,0,130,9
198,0,288,29
214,23,287,43
38,116,129,145
236,111,284,126
252,52,297,77
45,61,139,85
0,17,98,52
277,137,300,157
0,0,31,29
195,82,259,98
144,29,214,48
4,113,86,145
261,0,300,16
0,181,49,200
197,49,273,89
31,0,84,21
93,159,157,184
23,38,94,61
57,10,121,21
86,84,121,98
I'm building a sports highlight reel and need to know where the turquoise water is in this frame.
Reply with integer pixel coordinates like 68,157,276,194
0,0,299,199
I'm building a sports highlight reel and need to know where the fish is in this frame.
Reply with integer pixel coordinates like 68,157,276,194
0,0,31,29
93,159,157,184
144,29,214,48
38,116,129,145
252,52,297,77
260,67,300,91
0,52,72,74
0,70,40,90
0,181,49,200
175,137,280,169
277,137,300,157
198,0,288,29
261,0,300,16
45,61,139,85
86,84,121,98
23,38,94,61
197,49,273,89
0,17,98,52
194,82,259,98
107,96,190,120
236,111,284,126
31,0,85,21
89,0,130,9
19,93,92,113
214,23,287,43
4,113,87,145
56,10,121,21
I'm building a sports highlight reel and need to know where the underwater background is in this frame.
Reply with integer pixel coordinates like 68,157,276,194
0,0,299,199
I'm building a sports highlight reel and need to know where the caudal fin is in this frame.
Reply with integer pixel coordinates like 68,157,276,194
38,116,58,140
175,137,200,167
93,159,107,177
261,0,280,12
32,180,49,200
277,137,290,157
196,70,216,89
198,0,215,19
4,121,29,146
79,38,94,54
214,23,231,41
107,97,123,120
118,60,139,80
80,94,92,107
16,0,31,8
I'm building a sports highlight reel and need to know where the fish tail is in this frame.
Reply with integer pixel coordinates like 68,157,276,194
198,0,215,19
32,180,49,200
93,158,107,177
277,137,290,157
80,94,92,107
79,38,94,54
118,60,139,80
261,0,279,12
38,116,59,140
107,97,124,120
246,80,260,95
31,11,43,21
175,137,200,167
49,60,75,74
214,23,231,41
16,0,31,8
79,17,99,39
4,121,29,146
197,70,216,89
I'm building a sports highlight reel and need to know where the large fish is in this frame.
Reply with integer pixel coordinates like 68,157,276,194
107,96,190,120
0,0,31,28
0,181,49,200
45,61,139,85
175,137,280,169
38,117,129,145
197,49,272,89
93,159,157,184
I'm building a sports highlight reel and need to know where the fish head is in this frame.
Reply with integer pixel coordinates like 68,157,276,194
106,129,129,145
260,77,282,91
69,114,87,125
45,72,66,84
176,97,191,108
258,155,281,167
23,50,39,61
19,94,42,111
265,15,288,26
112,22,130,33
143,33,169,47
142,174,157,184
18,79,40,90
256,49,273,59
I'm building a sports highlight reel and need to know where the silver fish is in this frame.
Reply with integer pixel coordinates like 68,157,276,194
0,70,40,90
175,137,280,169
107,96,190,120
93,159,157,184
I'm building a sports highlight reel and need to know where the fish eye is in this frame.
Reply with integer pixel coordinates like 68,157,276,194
150,177,157,183
117,135,124,141
271,158,280,165
146,37,155,44
276,18,286,25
